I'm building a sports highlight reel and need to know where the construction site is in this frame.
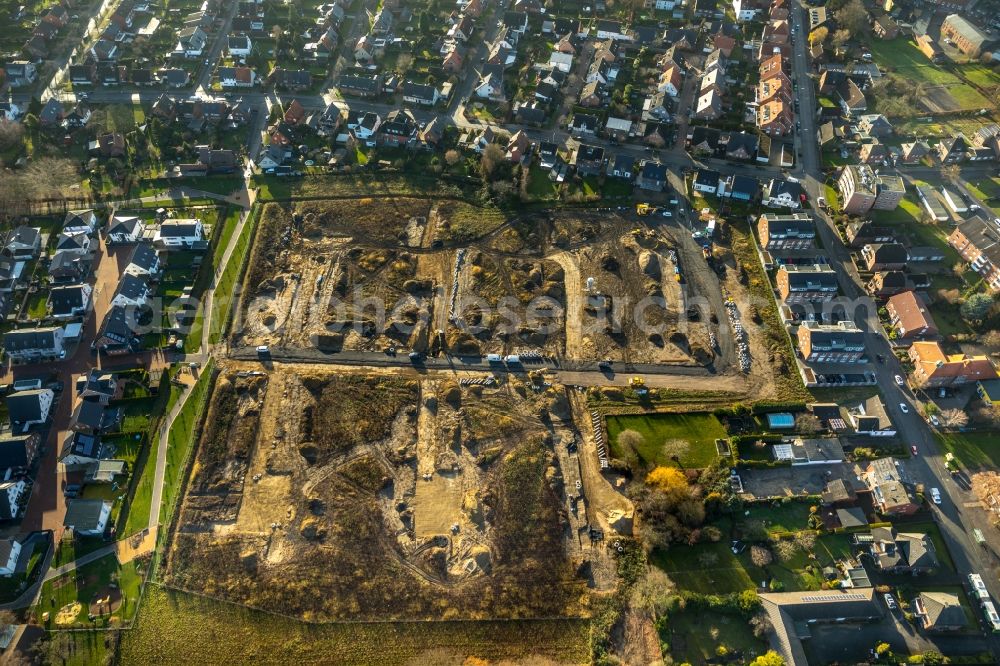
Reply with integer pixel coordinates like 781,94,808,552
164,363,631,621
235,201,735,369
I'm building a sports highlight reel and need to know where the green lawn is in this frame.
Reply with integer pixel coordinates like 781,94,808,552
25,292,48,320
35,554,143,627
208,206,258,345
159,361,214,525
50,534,108,570
870,39,964,85
663,608,766,665
116,398,156,434
606,412,728,470
936,430,1000,471
652,528,856,595
526,165,559,200
743,501,814,535
960,64,1000,88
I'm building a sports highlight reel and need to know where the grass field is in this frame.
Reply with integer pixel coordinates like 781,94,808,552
652,530,854,595
208,206,257,344
605,412,728,469
35,554,143,627
663,608,766,664
159,361,214,525
961,64,1000,89
743,501,814,534
869,39,992,111
936,430,1000,471
119,586,591,665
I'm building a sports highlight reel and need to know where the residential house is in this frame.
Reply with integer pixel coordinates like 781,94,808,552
2,327,65,364
107,216,143,245
757,213,815,250
870,527,938,574
56,231,92,256
693,169,720,195
503,10,528,34
90,132,127,158
0,433,39,478
607,154,635,180
175,26,208,57
401,82,439,106
915,34,944,62
109,273,150,310
48,284,92,320
861,243,908,271
228,34,253,58
377,108,417,147
873,15,899,39
271,68,311,91
914,592,968,631
909,340,999,387
0,481,27,521
71,397,121,435
5,389,54,432
886,291,938,340
578,81,604,107
219,66,256,88
3,227,41,260
726,133,759,161
938,134,971,164
858,114,894,138
506,130,531,163
48,252,90,283
158,68,190,88
124,242,161,278
863,457,918,515
837,79,867,117
867,271,914,298
595,19,630,41
39,98,65,126
776,264,839,303
694,89,722,120
76,371,123,405
900,140,931,164
762,178,803,209
637,161,668,191
570,113,600,136
838,165,905,215
154,219,204,249
94,305,141,355
949,216,1000,291
63,499,112,536
849,396,897,437
720,174,759,201
475,72,504,100
2,62,37,88
797,320,866,363
338,73,382,97
574,144,605,176
62,210,97,232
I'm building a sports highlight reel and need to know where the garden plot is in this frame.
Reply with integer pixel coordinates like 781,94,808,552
165,365,590,621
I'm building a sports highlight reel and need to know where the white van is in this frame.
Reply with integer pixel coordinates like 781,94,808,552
504,355,521,364
486,354,502,363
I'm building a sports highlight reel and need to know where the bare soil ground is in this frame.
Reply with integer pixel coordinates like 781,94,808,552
238,202,730,368
165,365,594,621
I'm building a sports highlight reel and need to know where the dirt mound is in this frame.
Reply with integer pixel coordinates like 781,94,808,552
55,602,82,625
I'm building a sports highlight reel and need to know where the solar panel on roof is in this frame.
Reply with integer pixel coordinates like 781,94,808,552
800,593,867,603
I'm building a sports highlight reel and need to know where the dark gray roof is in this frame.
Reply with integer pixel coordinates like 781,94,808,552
3,327,61,353
128,242,158,271
48,284,88,316
6,389,48,424
695,168,720,187
114,273,148,301
63,498,109,531
0,435,34,470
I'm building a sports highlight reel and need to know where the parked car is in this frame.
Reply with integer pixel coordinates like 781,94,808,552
899,402,909,414
884,593,897,610
930,414,940,427
930,488,942,505
894,374,904,386
911,445,918,456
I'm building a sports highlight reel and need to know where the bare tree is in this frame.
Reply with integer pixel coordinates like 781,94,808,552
940,163,960,182
480,143,505,178
772,539,799,563
444,149,461,166
831,29,851,50
0,120,24,152
834,0,870,35
750,545,773,567
939,408,970,428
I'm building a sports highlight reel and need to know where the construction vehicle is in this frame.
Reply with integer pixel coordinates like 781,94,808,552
636,203,652,216
629,376,648,395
